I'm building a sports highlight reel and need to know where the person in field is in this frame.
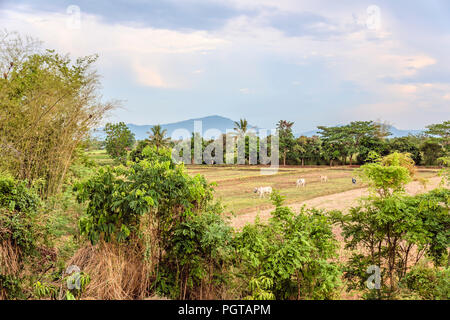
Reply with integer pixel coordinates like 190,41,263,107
254,186,273,198
352,177,356,184
320,175,328,182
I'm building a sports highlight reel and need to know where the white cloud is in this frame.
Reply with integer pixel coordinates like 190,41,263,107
0,7,227,88
1,1,447,127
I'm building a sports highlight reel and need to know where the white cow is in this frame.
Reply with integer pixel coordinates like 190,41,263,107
320,175,328,183
254,186,273,198
296,178,306,188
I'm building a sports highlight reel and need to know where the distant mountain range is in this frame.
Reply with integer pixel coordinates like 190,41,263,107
92,115,423,140
93,115,257,140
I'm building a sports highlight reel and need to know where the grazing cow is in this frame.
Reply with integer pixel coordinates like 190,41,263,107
352,178,356,184
320,175,328,183
254,186,273,198
296,178,306,188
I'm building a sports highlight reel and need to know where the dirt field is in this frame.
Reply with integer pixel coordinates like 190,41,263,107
230,175,445,229
186,165,440,221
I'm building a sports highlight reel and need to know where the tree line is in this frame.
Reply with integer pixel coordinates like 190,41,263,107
102,118,449,167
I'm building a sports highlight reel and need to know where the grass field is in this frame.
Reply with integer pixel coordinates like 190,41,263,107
186,165,439,216
86,151,439,217
86,149,115,166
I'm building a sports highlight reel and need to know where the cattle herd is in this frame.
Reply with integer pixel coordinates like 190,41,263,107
253,175,357,198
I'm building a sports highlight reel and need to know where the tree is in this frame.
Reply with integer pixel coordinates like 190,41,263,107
233,118,249,136
104,122,135,163
277,120,295,166
317,125,349,166
357,136,388,164
420,139,444,166
0,31,115,196
387,136,422,165
425,120,450,152
347,121,387,165
293,136,322,166
318,121,386,166
147,124,170,151
334,152,450,299
235,191,341,300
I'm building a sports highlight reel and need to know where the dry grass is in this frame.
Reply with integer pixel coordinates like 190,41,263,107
0,240,20,276
0,240,21,299
68,241,151,300
187,165,438,216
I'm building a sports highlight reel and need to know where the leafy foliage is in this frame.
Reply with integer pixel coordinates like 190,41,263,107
104,122,135,164
0,175,41,256
334,153,450,299
0,31,115,196
400,264,449,300
234,190,341,300
357,152,412,197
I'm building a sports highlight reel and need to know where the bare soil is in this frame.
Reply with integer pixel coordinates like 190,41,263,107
230,176,445,229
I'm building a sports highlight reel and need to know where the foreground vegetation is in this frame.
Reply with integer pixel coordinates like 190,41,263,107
1,31,449,300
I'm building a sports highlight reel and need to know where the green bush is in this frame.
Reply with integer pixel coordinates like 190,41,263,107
335,153,450,299
157,210,234,299
400,264,450,300
234,191,341,300
0,175,41,257
0,175,45,299
75,146,230,299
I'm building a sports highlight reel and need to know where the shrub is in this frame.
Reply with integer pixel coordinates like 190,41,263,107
157,210,234,299
0,175,43,298
234,191,341,300
400,264,450,300
74,146,230,299
335,153,450,299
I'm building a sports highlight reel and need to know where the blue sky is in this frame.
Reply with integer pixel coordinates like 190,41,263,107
1,0,449,131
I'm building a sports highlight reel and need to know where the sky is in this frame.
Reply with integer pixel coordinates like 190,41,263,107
0,0,449,131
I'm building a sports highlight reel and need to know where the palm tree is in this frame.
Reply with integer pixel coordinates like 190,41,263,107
277,120,295,166
147,124,170,150
233,118,249,137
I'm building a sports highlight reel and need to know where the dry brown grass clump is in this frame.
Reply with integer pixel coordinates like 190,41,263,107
67,241,151,300
0,240,22,299
0,239,21,276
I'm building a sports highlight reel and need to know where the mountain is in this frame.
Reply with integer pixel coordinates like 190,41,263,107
93,115,254,140
296,127,423,138
92,115,423,140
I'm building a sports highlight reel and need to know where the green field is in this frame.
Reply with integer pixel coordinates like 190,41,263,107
186,165,438,216
86,150,439,216
86,149,115,166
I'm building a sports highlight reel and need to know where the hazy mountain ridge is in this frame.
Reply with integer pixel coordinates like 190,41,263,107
93,115,423,140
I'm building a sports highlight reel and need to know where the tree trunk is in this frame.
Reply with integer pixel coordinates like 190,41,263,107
301,158,304,166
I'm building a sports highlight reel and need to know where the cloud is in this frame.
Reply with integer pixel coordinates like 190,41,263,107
0,6,228,88
1,1,448,128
